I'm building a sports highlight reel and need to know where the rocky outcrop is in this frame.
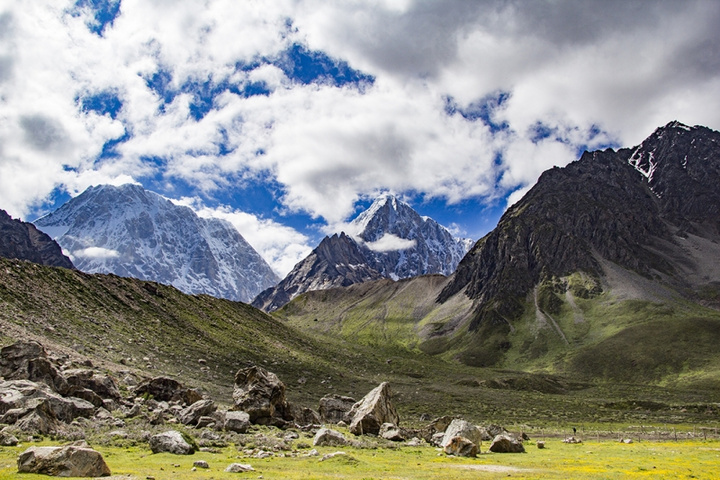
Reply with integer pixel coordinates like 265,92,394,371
17,445,111,477
232,365,291,425
347,382,399,435
149,430,196,455
0,209,73,269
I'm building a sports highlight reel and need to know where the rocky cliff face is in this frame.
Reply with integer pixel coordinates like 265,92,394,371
437,121,720,364
253,195,472,312
34,184,279,302
0,209,74,269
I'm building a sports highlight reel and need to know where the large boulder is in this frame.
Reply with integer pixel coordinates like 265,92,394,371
223,411,251,433
318,394,356,423
134,377,202,405
232,366,290,425
489,434,525,453
17,445,111,477
149,430,196,455
313,428,349,447
444,436,478,457
441,419,483,448
347,382,398,436
178,399,217,426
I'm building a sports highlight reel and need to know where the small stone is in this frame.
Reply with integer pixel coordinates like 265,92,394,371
537,441,545,449
193,460,209,468
226,463,254,473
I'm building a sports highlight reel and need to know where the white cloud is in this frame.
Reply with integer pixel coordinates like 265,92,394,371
73,246,120,260
364,233,416,252
1,0,719,234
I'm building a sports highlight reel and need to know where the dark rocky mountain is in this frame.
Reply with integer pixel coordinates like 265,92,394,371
34,184,279,302
436,121,720,364
252,195,472,312
0,209,74,268
278,122,720,378
252,233,384,312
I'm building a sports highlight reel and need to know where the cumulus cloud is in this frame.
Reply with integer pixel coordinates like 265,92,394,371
73,246,120,260
1,0,719,238
364,233,416,253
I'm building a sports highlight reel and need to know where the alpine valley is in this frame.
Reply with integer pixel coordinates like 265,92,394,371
1,121,720,436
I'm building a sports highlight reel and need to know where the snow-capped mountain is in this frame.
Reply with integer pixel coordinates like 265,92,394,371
351,194,474,279
252,194,472,312
34,184,279,302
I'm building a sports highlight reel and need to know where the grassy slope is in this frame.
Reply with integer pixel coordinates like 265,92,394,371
2,257,719,427
275,267,720,402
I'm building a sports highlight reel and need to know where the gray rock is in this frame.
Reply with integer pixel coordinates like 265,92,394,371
291,405,321,427
149,430,196,455
318,394,356,424
134,377,202,405
232,366,290,425
17,445,111,477
226,463,254,473
489,434,525,453
193,460,209,469
0,432,19,446
380,423,406,442
347,382,399,436
312,428,348,447
441,419,482,448
443,436,478,457
223,410,251,433
178,399,216,426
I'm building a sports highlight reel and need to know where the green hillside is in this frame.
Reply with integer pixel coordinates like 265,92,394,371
2,256,719,426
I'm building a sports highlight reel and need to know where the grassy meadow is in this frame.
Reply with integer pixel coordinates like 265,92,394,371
1,436,719,479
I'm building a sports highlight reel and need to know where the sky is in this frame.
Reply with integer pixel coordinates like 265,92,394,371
1,0,719,277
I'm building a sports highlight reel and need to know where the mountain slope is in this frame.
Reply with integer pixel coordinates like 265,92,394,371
34,184,279,302
253,194,471,312
0,209,74,269
277,122,720,386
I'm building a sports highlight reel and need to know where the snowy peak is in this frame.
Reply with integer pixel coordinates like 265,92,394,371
252,194,474,312
35,184,279,302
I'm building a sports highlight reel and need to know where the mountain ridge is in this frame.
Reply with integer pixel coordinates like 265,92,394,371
252,194,472,312
34,184,279,303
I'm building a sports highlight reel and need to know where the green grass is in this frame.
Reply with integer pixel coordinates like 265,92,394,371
2,437,720,479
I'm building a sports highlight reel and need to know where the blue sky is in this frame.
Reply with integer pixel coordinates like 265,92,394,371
2,1,720,276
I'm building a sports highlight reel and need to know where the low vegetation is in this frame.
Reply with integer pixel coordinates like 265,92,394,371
1,436,720,479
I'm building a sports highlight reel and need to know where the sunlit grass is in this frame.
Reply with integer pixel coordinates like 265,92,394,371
1,438,719,479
